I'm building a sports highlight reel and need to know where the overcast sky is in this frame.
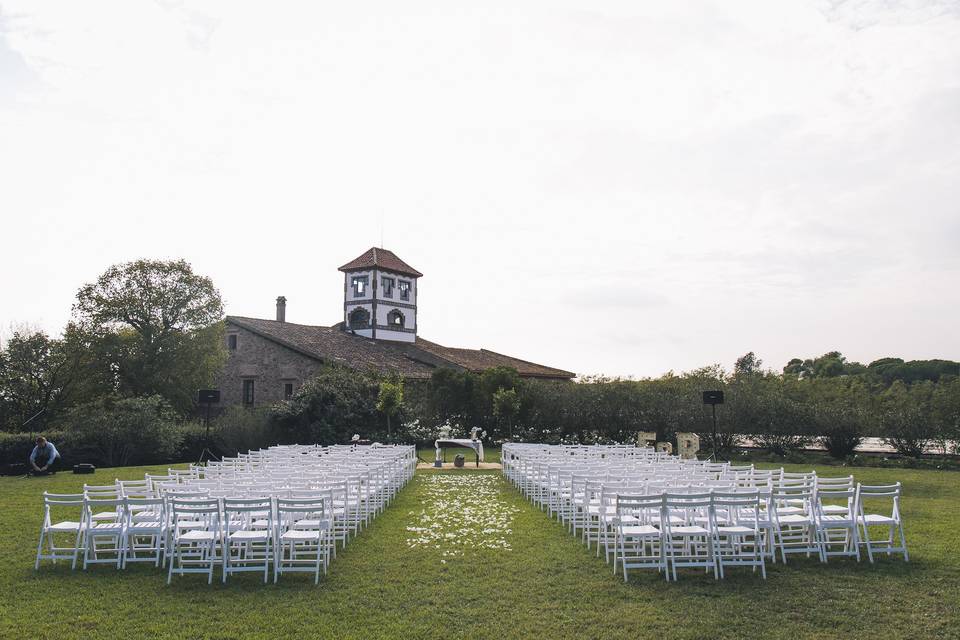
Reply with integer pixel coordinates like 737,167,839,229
1,1,958,378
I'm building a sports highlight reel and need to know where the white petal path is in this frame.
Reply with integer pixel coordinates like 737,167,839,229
405,474,521,562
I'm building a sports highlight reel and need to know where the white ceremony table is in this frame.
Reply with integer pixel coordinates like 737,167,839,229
434,438,484,466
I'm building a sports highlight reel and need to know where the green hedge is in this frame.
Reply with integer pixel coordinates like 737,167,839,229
0,431,75,469
0,423,211,471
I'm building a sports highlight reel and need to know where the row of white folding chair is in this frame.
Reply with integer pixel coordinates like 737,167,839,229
510,457,733,499
535,471,734,548
167,495,333,584
611,482,905,575
503,446,907,571
539,467,736,516
555,474,899,569
122,463,405,562
34,444,413,576
35,489,390,584
35,492,167,570
591,482,740,561
164,481,362,563
170,479,363,547
775,480,908,564
614,491,768,582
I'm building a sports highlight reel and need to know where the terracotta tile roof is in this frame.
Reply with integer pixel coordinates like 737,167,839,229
226,316,575,380
227,316,435,379
408,339,576,379
338,247,423,278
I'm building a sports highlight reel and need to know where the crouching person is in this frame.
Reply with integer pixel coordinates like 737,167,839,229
29,436,60,476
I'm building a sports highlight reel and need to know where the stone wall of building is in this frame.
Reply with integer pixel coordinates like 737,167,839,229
215,323,323,407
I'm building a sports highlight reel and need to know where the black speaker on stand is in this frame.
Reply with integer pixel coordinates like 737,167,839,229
702,390,725,460
197,389,221,464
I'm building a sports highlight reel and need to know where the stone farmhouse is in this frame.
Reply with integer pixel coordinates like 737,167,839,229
216,248,575,407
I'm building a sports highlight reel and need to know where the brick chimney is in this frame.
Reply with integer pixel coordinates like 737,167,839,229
276,296,286,322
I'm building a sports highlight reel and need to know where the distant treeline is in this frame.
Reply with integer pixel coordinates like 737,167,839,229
204,351,959,462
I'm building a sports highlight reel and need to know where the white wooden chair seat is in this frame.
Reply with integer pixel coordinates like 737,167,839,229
778,514,814,525
717,525,755,535
228,530,269,541
670,525,709,536
281,530,321,542
820,514,855,525
821,505,849,514
132,511,161,522
180,530,216,542
860,514,896,525
90,512,120,522
619,524,660,536
293,518,332,529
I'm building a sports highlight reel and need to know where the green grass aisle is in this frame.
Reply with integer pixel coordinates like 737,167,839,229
1,465,958,639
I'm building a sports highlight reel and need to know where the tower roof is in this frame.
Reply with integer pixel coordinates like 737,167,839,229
338,247,423,278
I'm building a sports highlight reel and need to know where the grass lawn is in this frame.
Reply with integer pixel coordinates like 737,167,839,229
1,462,958,639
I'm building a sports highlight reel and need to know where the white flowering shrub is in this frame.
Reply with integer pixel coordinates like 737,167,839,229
401,419,434,442
402,418,469,444
405,474,521,561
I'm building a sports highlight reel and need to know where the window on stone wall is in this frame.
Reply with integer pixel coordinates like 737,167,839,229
349,307,370,329
387,309,404,328
382,277,394,298
283,382,294,400
243,379,255,406
399,280,410,301
228,334,238,351
351,276,368,297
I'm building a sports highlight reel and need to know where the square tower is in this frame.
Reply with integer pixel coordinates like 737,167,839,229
339,247,422,343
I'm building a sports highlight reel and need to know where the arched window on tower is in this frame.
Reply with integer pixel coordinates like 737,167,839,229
349,307,370,330
387,309,404,329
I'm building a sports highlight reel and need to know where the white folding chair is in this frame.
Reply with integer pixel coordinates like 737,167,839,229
773,484,822,563
815,486,860,562
614,494,667,582
662,492,718,581
815,476,854,514
35,492,85,570
324,480,351,552
82,494,126,570
122,497,167,568
274,496,332,584
83,483,123,523
713,491,766,578
856,483,908,563
167,497,222,584
223,497,274,583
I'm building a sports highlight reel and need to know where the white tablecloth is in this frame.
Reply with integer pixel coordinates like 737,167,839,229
434,438,484,462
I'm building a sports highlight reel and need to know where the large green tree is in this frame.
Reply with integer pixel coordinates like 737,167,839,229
273,364,381,444
783,351,866,379
72,259,227,413
0,329,81,431
868,358,959,385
